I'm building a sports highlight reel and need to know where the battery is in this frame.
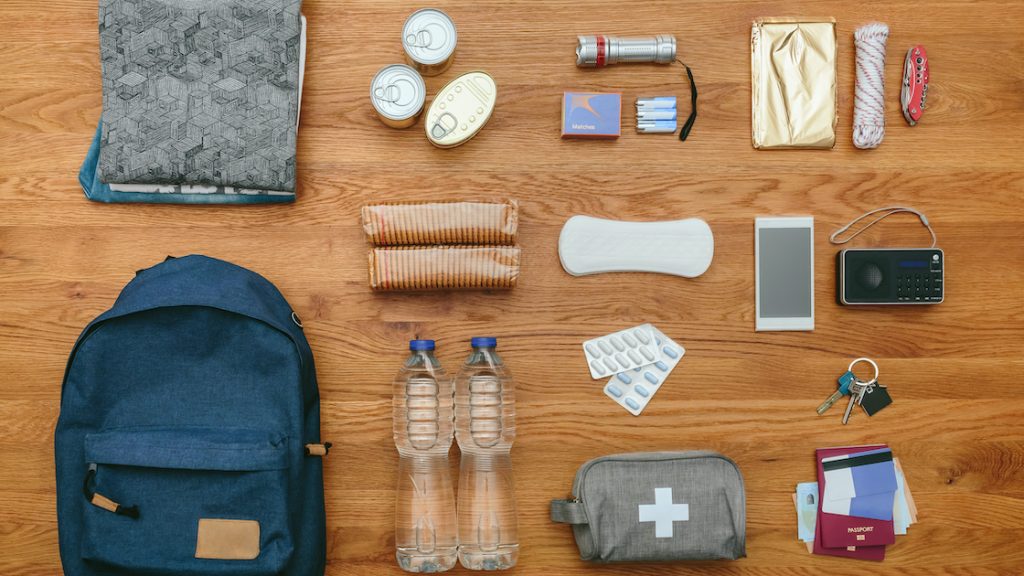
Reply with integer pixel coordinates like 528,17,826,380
402,8,457,77
636,96,677,109
637,109,677,121
637,120,678,134
370,64,426,128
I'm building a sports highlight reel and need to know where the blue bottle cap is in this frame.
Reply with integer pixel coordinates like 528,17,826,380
471,337,497,348
409,339,435,351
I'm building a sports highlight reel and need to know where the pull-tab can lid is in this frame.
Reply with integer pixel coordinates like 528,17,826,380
424,71,496,148
370,64,426,124
402,8,457,66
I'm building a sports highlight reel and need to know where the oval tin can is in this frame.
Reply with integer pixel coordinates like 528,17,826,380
370,63,426,129
424,71,496,148
402,8,457,77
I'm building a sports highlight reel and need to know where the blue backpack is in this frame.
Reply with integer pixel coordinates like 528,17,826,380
55,255,327,575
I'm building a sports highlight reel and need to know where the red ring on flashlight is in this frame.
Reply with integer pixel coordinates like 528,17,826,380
596,35,606,67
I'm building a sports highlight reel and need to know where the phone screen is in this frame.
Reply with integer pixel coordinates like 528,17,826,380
759,228,813,317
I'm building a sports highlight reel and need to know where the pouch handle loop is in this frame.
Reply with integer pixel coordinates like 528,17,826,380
550,499,588,525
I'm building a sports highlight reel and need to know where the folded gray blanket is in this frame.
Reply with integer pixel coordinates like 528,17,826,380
98,0,302,192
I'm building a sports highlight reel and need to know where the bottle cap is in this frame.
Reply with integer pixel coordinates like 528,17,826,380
470,337,497,348
409,339,435,351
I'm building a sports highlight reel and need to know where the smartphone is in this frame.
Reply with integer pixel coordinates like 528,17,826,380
755,217,814,331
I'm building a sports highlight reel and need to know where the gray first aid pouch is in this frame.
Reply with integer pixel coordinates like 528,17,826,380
550,451,746,562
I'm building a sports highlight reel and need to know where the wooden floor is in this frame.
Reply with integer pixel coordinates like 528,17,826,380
2,0,1023,574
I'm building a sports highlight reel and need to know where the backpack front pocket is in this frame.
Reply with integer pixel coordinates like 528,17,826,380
81,427,293,575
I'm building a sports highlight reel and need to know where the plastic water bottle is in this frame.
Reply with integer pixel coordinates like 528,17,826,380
394,340,458,573
454,337,519,570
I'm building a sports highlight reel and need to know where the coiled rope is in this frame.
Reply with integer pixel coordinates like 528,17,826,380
852,23,890,149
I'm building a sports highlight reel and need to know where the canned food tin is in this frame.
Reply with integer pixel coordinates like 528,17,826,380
425,71,496,148
402,8,457,76
370,64,426,128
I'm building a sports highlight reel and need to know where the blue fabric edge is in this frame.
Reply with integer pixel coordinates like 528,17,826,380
79,123,296,205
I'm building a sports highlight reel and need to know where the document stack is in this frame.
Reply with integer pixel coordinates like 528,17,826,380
79,0,306,204
793,445,918,561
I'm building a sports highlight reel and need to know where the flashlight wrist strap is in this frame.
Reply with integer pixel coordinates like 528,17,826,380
677,60,697,142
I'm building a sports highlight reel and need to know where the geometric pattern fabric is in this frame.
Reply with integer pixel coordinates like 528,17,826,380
98,0,302,192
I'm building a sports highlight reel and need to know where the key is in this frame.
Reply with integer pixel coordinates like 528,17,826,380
817,371,856,415
842,381,868,424
860,383,893,416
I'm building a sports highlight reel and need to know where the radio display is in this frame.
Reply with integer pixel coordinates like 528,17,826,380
898,260,929,269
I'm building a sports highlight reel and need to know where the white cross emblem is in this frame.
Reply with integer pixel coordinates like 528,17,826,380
638,487,689,538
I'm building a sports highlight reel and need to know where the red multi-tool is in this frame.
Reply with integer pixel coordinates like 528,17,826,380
901,45,930,126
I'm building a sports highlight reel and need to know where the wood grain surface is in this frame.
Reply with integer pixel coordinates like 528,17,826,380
2,0,1023,574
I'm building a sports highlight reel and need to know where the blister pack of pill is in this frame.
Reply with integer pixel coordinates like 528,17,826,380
598,325,685,416
582,323,663,379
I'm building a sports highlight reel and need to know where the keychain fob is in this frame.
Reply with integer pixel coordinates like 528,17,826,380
860,383,893,416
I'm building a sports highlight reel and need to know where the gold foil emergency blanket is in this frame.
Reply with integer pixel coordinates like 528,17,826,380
368,246,521,291
361,200,519,246
751,18,837,149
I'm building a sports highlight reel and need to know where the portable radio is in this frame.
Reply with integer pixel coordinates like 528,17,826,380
837,248,943,305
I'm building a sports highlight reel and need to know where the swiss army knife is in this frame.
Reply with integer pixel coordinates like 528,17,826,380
902,45,930,126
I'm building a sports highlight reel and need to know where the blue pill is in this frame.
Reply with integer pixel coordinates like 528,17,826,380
655,361,669,372
617,373,632,384
635,385,650,397
625,397,640,410
644,372,659,384
662,347,678,359
606,385,623,398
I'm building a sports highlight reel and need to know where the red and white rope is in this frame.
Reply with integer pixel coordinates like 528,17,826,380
853,23,890,149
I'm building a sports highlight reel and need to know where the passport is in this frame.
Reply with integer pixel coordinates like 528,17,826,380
813,445,893,560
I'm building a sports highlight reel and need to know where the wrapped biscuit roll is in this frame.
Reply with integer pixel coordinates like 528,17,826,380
368,246,520,291
362,200,519,246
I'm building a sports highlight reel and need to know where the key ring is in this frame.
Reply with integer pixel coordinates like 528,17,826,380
848,357,879,387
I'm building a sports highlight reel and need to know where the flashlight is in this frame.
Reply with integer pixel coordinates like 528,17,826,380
575,34,677,67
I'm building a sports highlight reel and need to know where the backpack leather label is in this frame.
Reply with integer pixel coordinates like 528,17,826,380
195,519,260,560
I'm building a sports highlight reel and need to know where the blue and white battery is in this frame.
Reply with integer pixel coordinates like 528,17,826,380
637,96,678,134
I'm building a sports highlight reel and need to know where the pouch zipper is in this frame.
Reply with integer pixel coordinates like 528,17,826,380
570,450,736,504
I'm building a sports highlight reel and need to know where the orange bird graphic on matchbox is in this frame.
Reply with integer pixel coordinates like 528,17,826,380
569,94,602,119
